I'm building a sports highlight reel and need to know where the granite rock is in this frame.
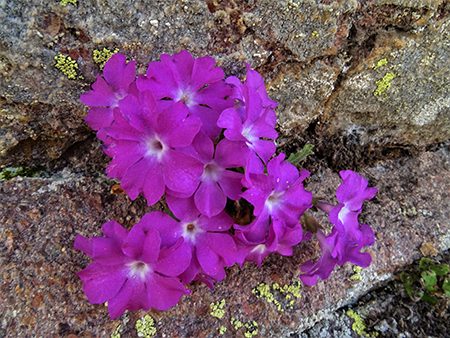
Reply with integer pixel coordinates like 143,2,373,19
1,146,449,337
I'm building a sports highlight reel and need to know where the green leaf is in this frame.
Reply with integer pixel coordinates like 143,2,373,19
442,278,450,297
419,257,434,271
421,270,438,292
430,264,449,276
286,144,313,165
400,272,416,296
421,292,438,305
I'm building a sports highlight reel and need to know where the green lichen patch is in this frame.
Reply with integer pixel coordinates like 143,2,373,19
374,72,396,97
135,315,157,337
350,265,363,281
54,54,83,80
252,280,301,311
93,48,120,70
244,321,259,337
210,299,226,319
0,166,46,180
60,0,78,6
216,325,227,335
373,58,388,70
231,318,259,337
111,325,121,338
347,310,379,337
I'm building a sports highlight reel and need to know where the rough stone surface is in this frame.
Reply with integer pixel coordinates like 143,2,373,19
1,146,449,337
1,0,450,165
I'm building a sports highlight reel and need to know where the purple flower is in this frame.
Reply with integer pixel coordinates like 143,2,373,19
173,131,249,217
102,90,203,205
300,170,377,285
218,65,278,163
156,195,237,287
137,50,232,139
237,153,313,243
74,220,191,318
300,225,374,285
80,53,137,130
329,170,378,240
234,218,303,267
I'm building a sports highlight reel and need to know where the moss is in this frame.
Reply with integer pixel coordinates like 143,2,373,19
54,54,83,80
374,72,396,97
347,310,379,337
373,58,388,70
135,315,157,337
210,299,226,319
0,166,46,180
93,48,120,70
60,0,78,6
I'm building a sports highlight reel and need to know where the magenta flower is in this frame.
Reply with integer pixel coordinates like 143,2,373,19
157,195,237,287
218,65,278,163
300,225,374,285
80,53,137,130
300,170,377,285
102,90,203,205
329,170,378,240
74,220,191,319
237,153,313,243
234,218,303,267
137,50,232,139
174,131,249,217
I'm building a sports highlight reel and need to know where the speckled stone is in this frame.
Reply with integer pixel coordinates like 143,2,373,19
1,145,449,337
1,0,450,166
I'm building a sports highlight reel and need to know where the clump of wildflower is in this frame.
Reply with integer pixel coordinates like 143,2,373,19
76,50,378,318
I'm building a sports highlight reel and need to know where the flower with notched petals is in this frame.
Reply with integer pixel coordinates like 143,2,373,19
74,220,191,319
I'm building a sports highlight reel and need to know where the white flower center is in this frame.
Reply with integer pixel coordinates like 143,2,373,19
182,221,203,244
201,162,220,181
177,88,195,107
265,192,283,213
127,261,151,280
251,244,266,254
145,136,166,161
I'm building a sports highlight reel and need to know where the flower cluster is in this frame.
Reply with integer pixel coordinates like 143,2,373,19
76,51,377,318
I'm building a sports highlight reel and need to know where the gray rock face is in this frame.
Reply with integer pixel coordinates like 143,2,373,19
1,0,449,165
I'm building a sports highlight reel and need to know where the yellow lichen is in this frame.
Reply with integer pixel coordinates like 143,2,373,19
373,58,388,70
135,315,157,337
60,0,78,6
54,54,81,80
210,299,226,319
244,321,259,337
350,265,363,281
253,281,301,311
347,310,379,337
111,325,121,338
311,31,319,37
231,318,244,330
93,47,120,70
374,72,396,97
217,326,227,335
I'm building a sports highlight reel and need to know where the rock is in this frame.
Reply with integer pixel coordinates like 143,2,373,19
1,147,449,337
